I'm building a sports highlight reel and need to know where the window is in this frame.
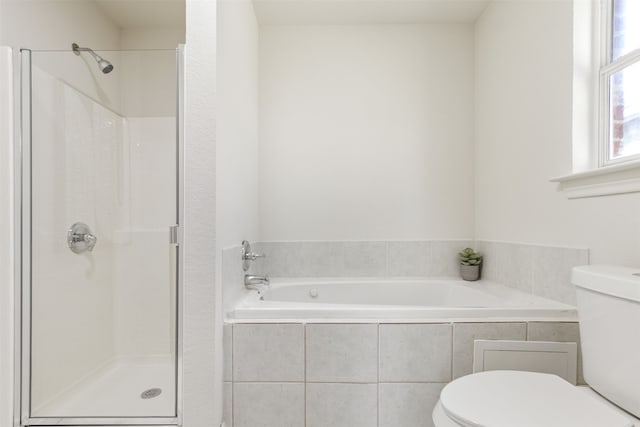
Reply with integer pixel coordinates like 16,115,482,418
552,0,640,198
601,0,640,165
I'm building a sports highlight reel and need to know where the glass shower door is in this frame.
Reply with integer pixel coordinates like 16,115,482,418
21,47,181,424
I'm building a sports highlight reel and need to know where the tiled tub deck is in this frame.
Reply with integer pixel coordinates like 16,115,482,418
223,321,582,427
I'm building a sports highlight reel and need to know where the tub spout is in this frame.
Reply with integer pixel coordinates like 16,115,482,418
245,274,270,290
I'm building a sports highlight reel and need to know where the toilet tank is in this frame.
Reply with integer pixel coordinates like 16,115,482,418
572,265,640,419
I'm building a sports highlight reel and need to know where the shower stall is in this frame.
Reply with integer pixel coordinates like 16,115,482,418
18,46,183,425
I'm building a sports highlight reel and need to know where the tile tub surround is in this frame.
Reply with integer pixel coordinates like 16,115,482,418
223,321,582,427
452,322,527,379
252,240,474,278
476,241,590,305
306,324,378,382
379,383,445,427
221,240,473,313
232,323,304,382
379,324,452,382
222,241,590,310
527,321,584,385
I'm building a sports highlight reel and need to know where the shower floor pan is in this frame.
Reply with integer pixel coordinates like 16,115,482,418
31,355,176,418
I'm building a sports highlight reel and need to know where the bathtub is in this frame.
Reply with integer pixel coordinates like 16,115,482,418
227,278,578,322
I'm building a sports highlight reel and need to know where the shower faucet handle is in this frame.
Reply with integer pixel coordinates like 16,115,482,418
241,240,266,271
67,222,98,254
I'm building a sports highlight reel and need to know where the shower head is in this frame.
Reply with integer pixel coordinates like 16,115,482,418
72,43,114,74
97,58,114,74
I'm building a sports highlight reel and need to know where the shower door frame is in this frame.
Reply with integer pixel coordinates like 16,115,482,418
17,46,185,427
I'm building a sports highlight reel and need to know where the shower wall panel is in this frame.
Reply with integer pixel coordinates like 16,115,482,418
30,66,122,411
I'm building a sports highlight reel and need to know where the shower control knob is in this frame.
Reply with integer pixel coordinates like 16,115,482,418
241,240,266,271
67,222,98,254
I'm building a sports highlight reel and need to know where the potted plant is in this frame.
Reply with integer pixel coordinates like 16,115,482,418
459,247,482,281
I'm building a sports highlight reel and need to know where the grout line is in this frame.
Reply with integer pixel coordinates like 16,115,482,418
230,324,234,427
529,250,535,295
304,323,307,427
377,381,450,384
230,324,234,382
377,322,381,427
384,242,389,278
377,379,380,427
233,380,308,384
377,323,380,384
376,322,380,426
450,322,454,381
233,380,451,384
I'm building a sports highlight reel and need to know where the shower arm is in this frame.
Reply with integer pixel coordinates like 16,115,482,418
72,43,101,61
71,43,114,73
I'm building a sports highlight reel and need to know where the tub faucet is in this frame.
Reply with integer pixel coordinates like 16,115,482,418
244,274,270,290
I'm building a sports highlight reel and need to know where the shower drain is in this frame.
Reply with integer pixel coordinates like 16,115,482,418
141,388,162,399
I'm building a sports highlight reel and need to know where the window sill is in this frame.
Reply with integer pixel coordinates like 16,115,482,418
550,160,640,199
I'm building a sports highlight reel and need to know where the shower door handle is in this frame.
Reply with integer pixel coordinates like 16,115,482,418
67,222,98,254
169,225,179,245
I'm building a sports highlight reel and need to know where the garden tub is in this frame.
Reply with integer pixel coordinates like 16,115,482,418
227,278,577,322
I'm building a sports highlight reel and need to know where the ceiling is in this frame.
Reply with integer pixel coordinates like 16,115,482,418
94,0,185,28
252,0,491,25
92,0,489,28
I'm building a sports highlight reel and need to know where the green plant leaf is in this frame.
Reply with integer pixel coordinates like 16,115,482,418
459,246,482,265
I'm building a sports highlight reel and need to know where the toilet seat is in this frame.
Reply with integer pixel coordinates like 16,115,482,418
437,370,635,427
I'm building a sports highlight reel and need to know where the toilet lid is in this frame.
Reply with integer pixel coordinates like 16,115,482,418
440,371,634,427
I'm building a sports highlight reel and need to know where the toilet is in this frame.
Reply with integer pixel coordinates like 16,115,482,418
432,265,640,427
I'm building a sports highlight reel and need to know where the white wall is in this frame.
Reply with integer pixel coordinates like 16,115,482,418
120,26,185,49
216,0,259,312
474,0,640,265
0,0,119,50
0,46,14,427
259,24,475,241
183,0,218,424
